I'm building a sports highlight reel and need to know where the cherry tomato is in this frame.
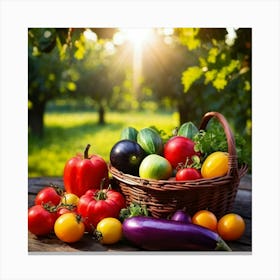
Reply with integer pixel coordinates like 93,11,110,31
201,151,229,178
61,192,80,206
217,213,245,241
35,185,63,206
96,217,122,245
28,205,56,236
192,210,218,232
54,213,85,243
176,168,201,181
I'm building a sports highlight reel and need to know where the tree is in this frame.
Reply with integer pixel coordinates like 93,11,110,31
142,28,251,137
28,28,79,136
178,28,251,135
74,34,126,124
28,29,78,136
28,28,120,136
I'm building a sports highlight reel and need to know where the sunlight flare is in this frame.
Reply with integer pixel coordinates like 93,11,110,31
113,28,155,100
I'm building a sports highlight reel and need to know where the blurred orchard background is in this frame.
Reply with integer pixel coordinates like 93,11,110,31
28,28,251,177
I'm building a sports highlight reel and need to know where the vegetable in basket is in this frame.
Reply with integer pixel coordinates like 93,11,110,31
120,126,138,142
175,155,202,181
193,120,249,166
137,127,164,155
139,154,173,180
164,136,199,169
177,121,199,140
110,139,146,176
201,151,229,178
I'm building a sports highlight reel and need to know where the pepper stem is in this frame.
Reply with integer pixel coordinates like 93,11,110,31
84,144,91,159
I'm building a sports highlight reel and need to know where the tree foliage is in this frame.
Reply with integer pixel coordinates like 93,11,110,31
28,27,251,158
28,28,120,136
178,28,251,135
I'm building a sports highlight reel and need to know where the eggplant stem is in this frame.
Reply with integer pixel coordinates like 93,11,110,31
215,237,232,251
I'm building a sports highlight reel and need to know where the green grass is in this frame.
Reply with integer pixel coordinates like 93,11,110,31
28,110,179,177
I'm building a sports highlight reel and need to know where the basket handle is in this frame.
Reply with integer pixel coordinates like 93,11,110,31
199,111,238,176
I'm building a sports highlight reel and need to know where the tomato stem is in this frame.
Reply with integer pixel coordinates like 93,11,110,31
93,230,103,241
84,144,91,159
95,190,107,200
95,178,109,200
49,183,64,196
42,202,57,213
75,214,83,224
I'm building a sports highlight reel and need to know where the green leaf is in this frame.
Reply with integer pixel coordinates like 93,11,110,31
213,72,227,90
119,202,149,222
204,69,217,84
177,28,201,50
74,33,86,60
181,66,203,93
207,47,219,64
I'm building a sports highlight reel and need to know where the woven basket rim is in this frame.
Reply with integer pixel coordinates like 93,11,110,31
109,163,248,191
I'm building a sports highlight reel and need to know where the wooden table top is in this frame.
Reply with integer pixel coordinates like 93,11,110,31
28,175,252,253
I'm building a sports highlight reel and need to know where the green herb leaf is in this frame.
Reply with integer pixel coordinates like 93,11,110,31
119,202,149,222
193,121,247,165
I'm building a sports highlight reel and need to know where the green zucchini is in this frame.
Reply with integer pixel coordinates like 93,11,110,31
120,126,138,142
177,121,199,139
137,127,163,155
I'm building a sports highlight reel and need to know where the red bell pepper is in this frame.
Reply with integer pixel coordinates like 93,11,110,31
63,144,109,197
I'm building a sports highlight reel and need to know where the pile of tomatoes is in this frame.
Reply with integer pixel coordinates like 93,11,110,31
28,144,126,244
28,183,126,244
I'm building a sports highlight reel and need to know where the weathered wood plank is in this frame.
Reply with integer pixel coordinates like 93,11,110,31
28,176,252,252
239,174,252,191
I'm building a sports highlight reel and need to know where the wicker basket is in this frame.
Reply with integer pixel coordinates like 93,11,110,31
109,111,248,219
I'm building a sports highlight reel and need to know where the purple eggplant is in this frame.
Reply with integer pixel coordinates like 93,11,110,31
110,140,146,176
171,210,192,224
122,216,231,251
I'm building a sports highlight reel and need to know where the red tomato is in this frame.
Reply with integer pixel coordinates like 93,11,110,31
56,206,77,218
63,144,109,197
28,205,56,236
77,188,126,231
176,168,201,181
35,185,63,206
164,136,199,169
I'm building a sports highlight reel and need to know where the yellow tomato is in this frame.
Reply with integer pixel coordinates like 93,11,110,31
96,217,122,245
54,213,85,243
192,210,218,232
201,151,229,178
217,213,245,241
61,193,79,206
